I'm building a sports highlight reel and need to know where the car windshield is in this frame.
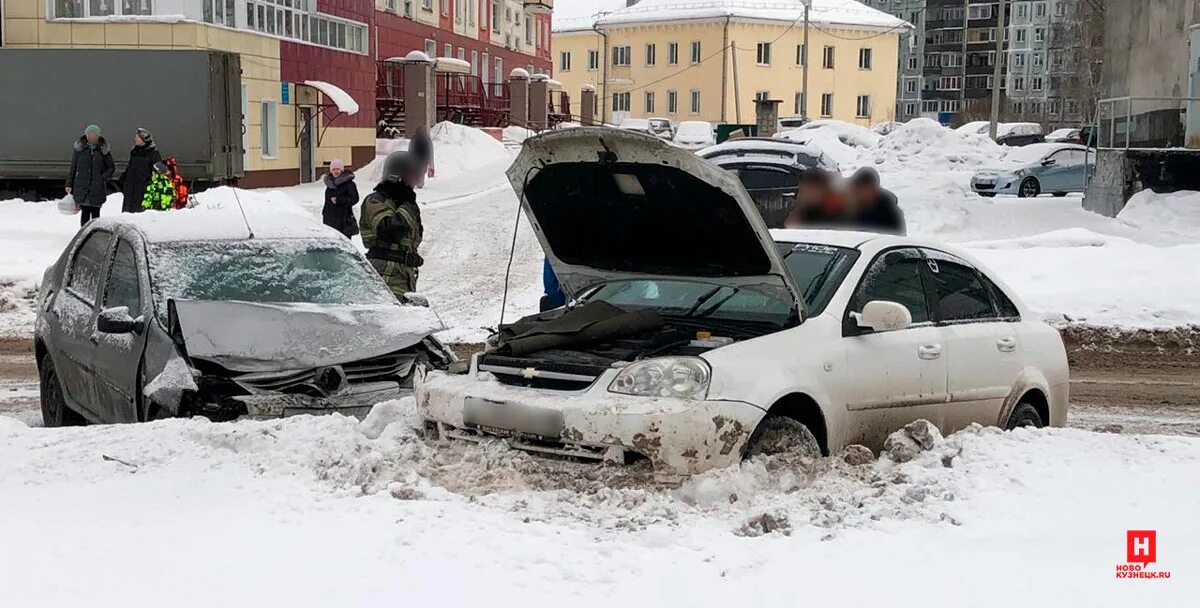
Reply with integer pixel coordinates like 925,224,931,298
148,239,395,319
581,243,857,326
676,122,710,136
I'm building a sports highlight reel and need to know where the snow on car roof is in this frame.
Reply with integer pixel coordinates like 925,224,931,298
701,138,825,156
91,197,341,244
593,0,908,29
770,229,891,249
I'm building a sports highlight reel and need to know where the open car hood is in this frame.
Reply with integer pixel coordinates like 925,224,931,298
508,128,804,315
170,300,444,372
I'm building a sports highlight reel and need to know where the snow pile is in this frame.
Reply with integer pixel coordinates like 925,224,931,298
777,120,882,168
1119,189,1200,238
866,117,1004,173
503,125,535,144
1,403,1198,606
429,121,509,181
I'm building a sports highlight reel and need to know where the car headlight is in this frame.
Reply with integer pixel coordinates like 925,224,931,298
608,357,711,400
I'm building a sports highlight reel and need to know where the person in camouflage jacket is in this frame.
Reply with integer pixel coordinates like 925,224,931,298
360,150,425,297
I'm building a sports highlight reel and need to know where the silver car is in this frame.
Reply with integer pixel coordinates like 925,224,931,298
34,211,451,426
970,143,1092,198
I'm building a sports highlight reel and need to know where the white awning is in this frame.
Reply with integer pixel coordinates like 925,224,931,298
302,80,359,116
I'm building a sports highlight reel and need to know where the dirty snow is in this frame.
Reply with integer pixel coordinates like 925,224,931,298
0,401,1196,606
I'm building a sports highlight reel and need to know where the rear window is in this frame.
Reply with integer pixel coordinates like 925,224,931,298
738,166,800,191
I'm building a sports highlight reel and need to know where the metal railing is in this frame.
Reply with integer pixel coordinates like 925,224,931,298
1093,96,1200,150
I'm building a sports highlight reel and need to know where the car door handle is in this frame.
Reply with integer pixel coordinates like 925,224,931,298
997,337,1018,352
918,344,942,360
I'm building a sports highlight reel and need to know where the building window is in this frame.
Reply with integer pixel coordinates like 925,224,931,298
1048,99,1063,116
1035,1,1047,18
444,43,452,58
441,0,448,16
756,42,772,66
967,4,992,20
820,93,833,117
424,39,436,56
236,2,365,53
822,46,835,69
1016,3,1028,18
1054,1,1065,17
793,92,804,114
856,95,871,118
1030,101,1043,115
1015,28,1028,43
904,102,917,116
560,51,571,71
754,91,771,101
922,100,939,112
690,41,701,64
645,91,655,113
471,50,479,76
646,43,657,66
612,45,631,66
904,78,918,94
1066,99,1080,115
490,1,499,30
1033,27,1045,42
260,99,278,158
1032,76,1044,91
1013,52,1026,68
906,55,918,70
940,100,960,113
668,42,679,65
858,48,872,70
942,53,963,67
587,49,599,70
667,90,678,113
1032,52,1044,68
689,89,701,113
202,0,235,26
1013,76,1025,92
612,92,631,112
937,76,962,90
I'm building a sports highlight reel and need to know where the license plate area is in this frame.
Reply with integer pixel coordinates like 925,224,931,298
463,397,564,440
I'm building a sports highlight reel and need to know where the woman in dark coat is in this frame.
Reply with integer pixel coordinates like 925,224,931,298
66,124,115,226
322,159,360,238
120,127,163,214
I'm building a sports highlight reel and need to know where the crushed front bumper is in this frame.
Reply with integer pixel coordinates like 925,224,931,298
233,381,403,419
415,368,765,476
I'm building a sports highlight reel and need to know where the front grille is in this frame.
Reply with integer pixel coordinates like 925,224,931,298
477,354,601,391
234,369,316,392
975,183,995,190
343,353,415,383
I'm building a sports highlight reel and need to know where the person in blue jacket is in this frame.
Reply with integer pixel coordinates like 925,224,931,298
540,258,566,311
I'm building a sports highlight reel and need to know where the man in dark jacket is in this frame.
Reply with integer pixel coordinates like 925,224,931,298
360,151,424,297
408,125,434,186
849,167,906,235
120,127,163,214
321,159,360,238
67,124,115,226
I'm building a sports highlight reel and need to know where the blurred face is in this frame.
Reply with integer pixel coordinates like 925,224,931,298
330,166,344,177
797,181,828,206
85,132,100,145
135,134,145,146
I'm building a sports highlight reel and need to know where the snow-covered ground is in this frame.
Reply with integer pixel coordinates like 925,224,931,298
1,400,1196,606
2,119,1199,340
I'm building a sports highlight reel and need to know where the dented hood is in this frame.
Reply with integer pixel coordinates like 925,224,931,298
508,128,803,314
171,300,443,372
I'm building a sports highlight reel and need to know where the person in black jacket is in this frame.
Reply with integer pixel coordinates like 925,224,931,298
408,125,434,187
119,128,163,214
321,159,360,238
66,124,115,226
849,167,906,236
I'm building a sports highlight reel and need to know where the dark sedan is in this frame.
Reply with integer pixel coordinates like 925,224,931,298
35,211,451,426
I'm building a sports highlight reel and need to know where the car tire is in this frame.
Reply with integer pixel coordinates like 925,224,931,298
977,192,997,198
1018,177,1041,198
39,357,86,428
744,415,821,459
1005,402,1045,430
1053,192,1068,197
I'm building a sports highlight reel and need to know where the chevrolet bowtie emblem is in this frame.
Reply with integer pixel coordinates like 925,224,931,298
521,367,539,379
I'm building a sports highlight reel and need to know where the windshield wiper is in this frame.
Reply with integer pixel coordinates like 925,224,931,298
694,287,742,318
681,285,726,317
801,254,842,304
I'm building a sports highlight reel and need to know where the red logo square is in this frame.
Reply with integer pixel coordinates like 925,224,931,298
1127,530,1156,566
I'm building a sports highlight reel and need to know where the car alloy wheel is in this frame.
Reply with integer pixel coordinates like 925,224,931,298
1019,178,1041,198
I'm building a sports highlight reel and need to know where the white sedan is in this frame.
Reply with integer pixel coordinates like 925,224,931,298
416,129,1069,477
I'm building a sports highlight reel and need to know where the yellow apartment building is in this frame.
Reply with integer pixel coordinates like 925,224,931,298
553,0,908,126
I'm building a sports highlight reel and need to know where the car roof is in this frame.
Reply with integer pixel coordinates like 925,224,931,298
89,206,343,244
770,229,978,258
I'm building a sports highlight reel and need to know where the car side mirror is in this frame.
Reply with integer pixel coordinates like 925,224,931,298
852,301,912,333
97,306,142,334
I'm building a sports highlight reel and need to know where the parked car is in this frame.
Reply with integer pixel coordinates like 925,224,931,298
970,143,1092,198
647,117,675,139
416,128,1068,478
957,121,1046,146
35,211,452,427
776,116,809,131
697,138,838,227
1045,128,1082,143
672,120,716,150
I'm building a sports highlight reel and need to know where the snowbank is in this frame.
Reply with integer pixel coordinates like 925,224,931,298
866,117,1005,173
1119,189,1200,238
429,121,509,181
0,403,1197,606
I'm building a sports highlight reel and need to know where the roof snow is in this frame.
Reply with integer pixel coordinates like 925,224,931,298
554,0,908,33
303,80,359,116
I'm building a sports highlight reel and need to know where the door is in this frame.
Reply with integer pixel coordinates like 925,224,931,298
1039,149,1085,192
91,238,151,423
47,230,114,417
921,249,1023,432
299,106,315,183
840,248,948,448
